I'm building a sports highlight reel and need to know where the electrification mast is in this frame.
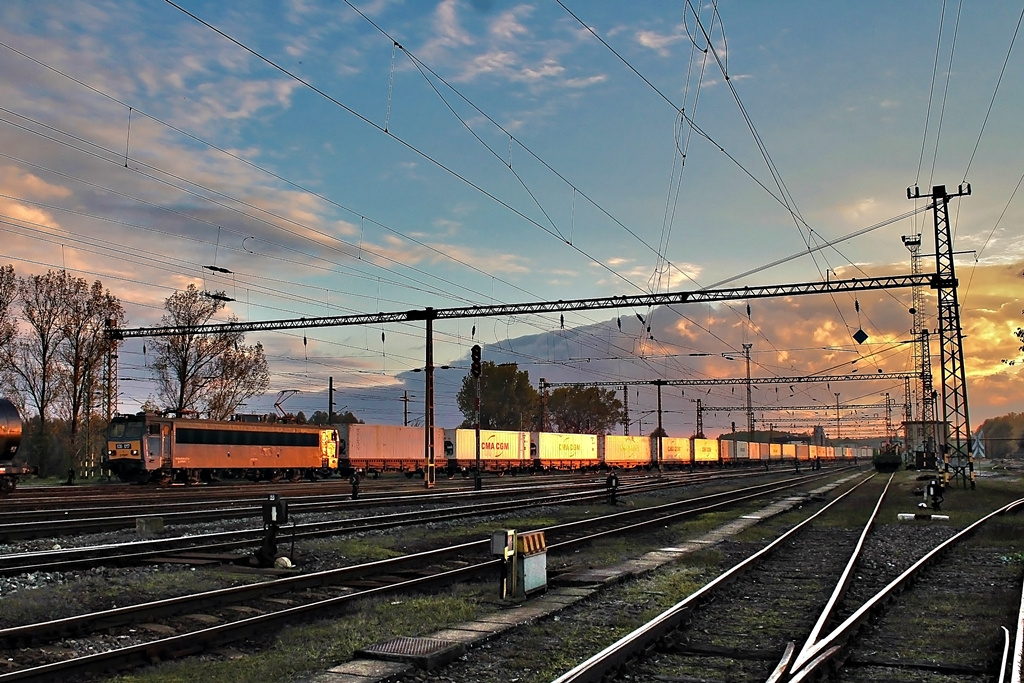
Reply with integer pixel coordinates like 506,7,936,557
908,183,973,488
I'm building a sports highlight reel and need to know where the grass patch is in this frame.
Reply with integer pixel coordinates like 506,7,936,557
306,536,404,562
108,584,489,683
0,569,239,628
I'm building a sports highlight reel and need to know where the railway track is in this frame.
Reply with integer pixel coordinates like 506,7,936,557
550,478,1024,683
0,470,845,681
0,466,821,546
0,468,839,575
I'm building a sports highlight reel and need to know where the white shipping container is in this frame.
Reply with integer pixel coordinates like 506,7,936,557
341,424,442,468
452,429,529,463
534,432,598,463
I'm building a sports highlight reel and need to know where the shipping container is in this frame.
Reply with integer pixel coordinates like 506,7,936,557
601,434,652,468
659,436,692,465
719,439,733,462
733,440,749,460
532,432,599,470
340,423,444,474
693,437,720,463
447,428,530,471
748,441,763,460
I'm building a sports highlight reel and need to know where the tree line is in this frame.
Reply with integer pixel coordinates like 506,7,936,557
454,360,626,434
0,266,268,476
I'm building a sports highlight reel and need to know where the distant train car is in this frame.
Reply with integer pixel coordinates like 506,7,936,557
782,444,796,461
658,436,692,467
533,432,599,470
731,440,750,461
719,438,748,464
444,428,530,473
718,439,734,463
600,434,652,469
0,398,33,495
693,438,719,463
747,441,764,461
341,423,445,476
796,444,810,461
104,413,339,483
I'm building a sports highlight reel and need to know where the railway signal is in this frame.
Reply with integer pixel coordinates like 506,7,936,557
470,344,481,377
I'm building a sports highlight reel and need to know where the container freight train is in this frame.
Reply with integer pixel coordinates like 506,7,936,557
0,398,34,495
104,413,872,483
343,425,872,476
104,412,340,484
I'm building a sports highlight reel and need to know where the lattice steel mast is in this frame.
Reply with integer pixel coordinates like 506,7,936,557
908,183,973,488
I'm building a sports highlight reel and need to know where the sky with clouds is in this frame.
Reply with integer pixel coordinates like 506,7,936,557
1,0,1022,438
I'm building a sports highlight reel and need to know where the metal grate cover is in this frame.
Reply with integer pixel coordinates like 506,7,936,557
357,636,466,669
362,636,454,656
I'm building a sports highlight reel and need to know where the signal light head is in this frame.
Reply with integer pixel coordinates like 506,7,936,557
471,344,481,377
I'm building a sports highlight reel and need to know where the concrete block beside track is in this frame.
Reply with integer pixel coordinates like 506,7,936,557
135,516,164,538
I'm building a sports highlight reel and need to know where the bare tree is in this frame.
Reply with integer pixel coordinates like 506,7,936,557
152,284,269,418
11,270,70,437
205,341,270,420
57,278,126,445
0,265,18,402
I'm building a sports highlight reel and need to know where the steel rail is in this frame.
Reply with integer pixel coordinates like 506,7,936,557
0,560,499,681
787,472,897,672
1001,554,1024,683
0,478,679,574
785,496,1024,682
0,467,772,535
0,475,642,540
549,472,878,683
0,467,823,573
1000,627,1012,683
0,471,842,676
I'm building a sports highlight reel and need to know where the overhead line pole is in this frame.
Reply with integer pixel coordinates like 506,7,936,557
908,183,973,488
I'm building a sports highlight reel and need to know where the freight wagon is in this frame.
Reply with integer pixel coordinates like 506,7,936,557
340,423,446,476
0,398,33,495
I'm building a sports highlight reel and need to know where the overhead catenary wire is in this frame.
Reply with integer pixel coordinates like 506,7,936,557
2,6,950,428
